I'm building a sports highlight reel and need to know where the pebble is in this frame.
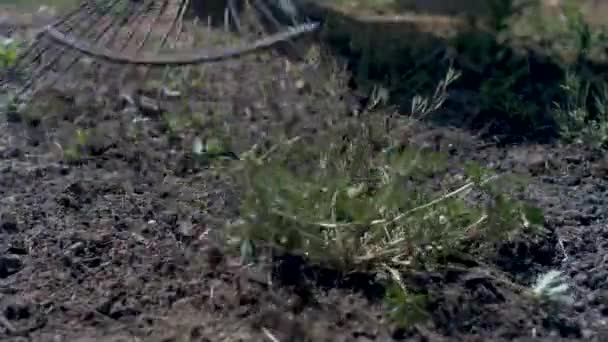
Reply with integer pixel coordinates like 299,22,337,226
0,255,23,278
590,271,608,289
0,213,18,233
582,328,594,339
574,272,589,285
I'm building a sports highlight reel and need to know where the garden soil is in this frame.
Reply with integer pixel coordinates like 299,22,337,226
2,5,608,342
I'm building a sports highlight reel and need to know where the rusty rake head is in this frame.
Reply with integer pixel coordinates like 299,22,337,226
2,0,319,98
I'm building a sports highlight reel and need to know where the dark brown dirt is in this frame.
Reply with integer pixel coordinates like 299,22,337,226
3,5,608,342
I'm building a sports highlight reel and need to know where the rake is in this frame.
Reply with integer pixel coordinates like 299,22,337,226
1,0,321,98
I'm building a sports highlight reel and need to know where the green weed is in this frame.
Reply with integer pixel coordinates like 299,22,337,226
62,128,92,164
0,38,20,70
553,71,608,147
225,68,545,327
539,1,608,147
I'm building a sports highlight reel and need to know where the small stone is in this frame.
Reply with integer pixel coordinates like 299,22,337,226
137,95,162,117
3,298,31,320
573,301,586,312
589,270,608,289
294,79,311,94
565,155,583,164
178,221,194,238
563,176,581,187
206,246,224,271
131,232,146,244
5,148,22,158
587,291,603,305
7,240,27,255
67,242,85,254
573,272,588,285
0,213,18,233
591,157,608,177
0,255,23,279
527,153,548,174
159,210,178,227
161,87,181,98
582,329,594,339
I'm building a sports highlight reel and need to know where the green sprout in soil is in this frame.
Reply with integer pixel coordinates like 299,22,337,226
384,265,431,328
553,70,608,148
0,38,19,70
192,135,238,165
0,38,21,116
0,93,20,122
162,111,192,142
63,128,92,164
509,0,608,147
533,0,608,147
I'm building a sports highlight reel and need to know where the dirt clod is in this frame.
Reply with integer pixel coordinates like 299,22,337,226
0,256,23,279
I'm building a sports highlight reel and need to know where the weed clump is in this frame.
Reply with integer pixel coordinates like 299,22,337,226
224,67,546,327
232,129,543,272
0,38,19,70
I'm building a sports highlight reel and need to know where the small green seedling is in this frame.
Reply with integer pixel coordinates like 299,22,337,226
532,270,574,306
192,136,238,165
0,38,19,70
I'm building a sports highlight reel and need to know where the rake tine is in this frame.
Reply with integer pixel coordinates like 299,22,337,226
9,0,320,98
11,0,92,69
251,0,303,54
110,0,156,52
224,6,230,32
20,1,114,70
41,0,139,90
99,3,142,51
22,0,123,72
152,0,191,103
247,0,281,39
228,0,243,33
2,1,97,87
177,1,196,92
119,0,171,92
134,0,171,53
173,1,190,50
144,0,190,84
252,0,284,30
248,0,293,59
174,0,189,40
114,0,159,89
18,0,127,96
158,0,189,48
101,0,156,86
78,1,143,83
